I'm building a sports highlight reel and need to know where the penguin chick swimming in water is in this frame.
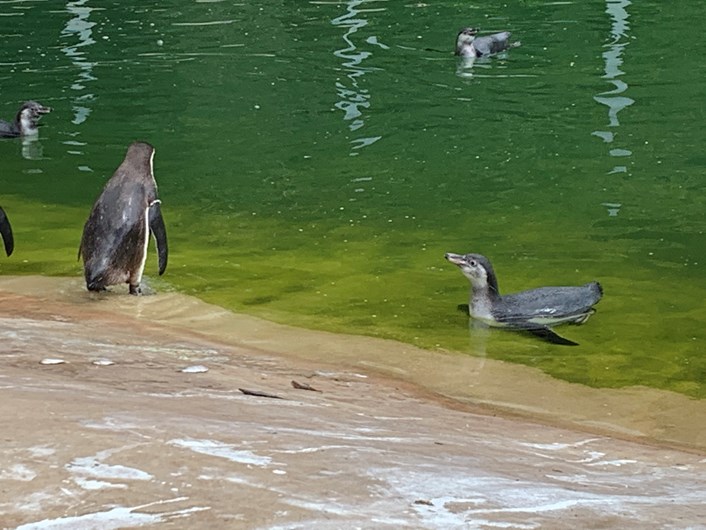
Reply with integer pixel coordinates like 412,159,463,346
455,27,520,58
445,253,602,346
0,101,52,138
0,206,14,256
79,141,168,295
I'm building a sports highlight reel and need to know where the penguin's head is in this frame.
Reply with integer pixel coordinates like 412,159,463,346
17,101,52,134
455,27,478,55
445,252,499,294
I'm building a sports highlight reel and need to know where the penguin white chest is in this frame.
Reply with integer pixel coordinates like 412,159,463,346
19,113,38,135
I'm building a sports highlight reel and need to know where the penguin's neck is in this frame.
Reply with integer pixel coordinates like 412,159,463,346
469,283,500,321
457,42,476,58
17,114,38,136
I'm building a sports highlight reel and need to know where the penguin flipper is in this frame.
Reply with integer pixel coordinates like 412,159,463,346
148,201,168,275
508,322,579,346
523,326,578,346
0,207,14,257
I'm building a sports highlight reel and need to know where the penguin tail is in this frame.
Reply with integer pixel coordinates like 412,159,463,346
595,281,604,296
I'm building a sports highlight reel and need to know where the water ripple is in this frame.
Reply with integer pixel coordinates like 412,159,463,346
172,19,236,26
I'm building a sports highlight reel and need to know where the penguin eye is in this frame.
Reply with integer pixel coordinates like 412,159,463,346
468,259,477,267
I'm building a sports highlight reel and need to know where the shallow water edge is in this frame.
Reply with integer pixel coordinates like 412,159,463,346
1,275,704,453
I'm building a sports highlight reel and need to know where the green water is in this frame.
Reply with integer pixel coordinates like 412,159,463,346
1,1,705,398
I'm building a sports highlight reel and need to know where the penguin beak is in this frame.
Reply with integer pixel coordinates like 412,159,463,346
37,105,52,114
444,253,465,266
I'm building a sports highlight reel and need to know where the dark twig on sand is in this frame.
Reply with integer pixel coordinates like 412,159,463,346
238,388,284,399
291,380,322,392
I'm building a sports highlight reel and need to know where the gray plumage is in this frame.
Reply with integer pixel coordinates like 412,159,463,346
455,27,518,58
79,141,168,295
445,252,602,345
492,284,603,325
0,101,52,137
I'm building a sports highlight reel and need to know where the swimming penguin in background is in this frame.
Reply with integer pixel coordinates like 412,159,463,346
0,206,14,256
0,101,52,138
445,252,602,346
455,27,520,58
79,141,168,295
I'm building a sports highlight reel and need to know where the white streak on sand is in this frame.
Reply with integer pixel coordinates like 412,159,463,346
67,457,153,481
73,477,128,490
587,459,638,467
27,446,56,458
168,438,272,466
0,463,37,481
15,497,210,529
517,438,603,451
15,506,161,530
66,448,153,482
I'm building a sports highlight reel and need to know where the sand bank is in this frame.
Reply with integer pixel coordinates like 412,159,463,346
1,276,705,528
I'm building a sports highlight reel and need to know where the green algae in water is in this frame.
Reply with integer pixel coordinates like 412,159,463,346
2,195,705,399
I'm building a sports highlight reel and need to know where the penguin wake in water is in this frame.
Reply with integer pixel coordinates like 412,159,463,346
455,27,520,58
0,206,14,256
79,141,168,295
445,253,602,346
0,101,52,138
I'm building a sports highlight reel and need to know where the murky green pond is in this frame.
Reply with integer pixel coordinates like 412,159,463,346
1,1,704,398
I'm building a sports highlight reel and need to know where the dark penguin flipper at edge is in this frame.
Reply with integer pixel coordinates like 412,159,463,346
0,207,14,256
149,201,168,275
522,326,579,347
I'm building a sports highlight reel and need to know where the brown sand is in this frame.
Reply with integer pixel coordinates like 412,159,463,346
1,276,705,529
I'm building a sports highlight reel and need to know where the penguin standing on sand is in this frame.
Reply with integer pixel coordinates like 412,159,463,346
79,141,168,295
0,206,14,256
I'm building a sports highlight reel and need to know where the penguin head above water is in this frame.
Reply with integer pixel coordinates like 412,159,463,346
16,101,52,136
444,252,500,295
455,27,478,57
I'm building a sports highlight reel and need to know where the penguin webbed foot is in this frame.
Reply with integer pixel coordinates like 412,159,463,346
129,283,157,296
569,308,596,326
456,303,470,316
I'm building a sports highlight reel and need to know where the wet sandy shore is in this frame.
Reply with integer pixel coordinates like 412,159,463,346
1,277,705,529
